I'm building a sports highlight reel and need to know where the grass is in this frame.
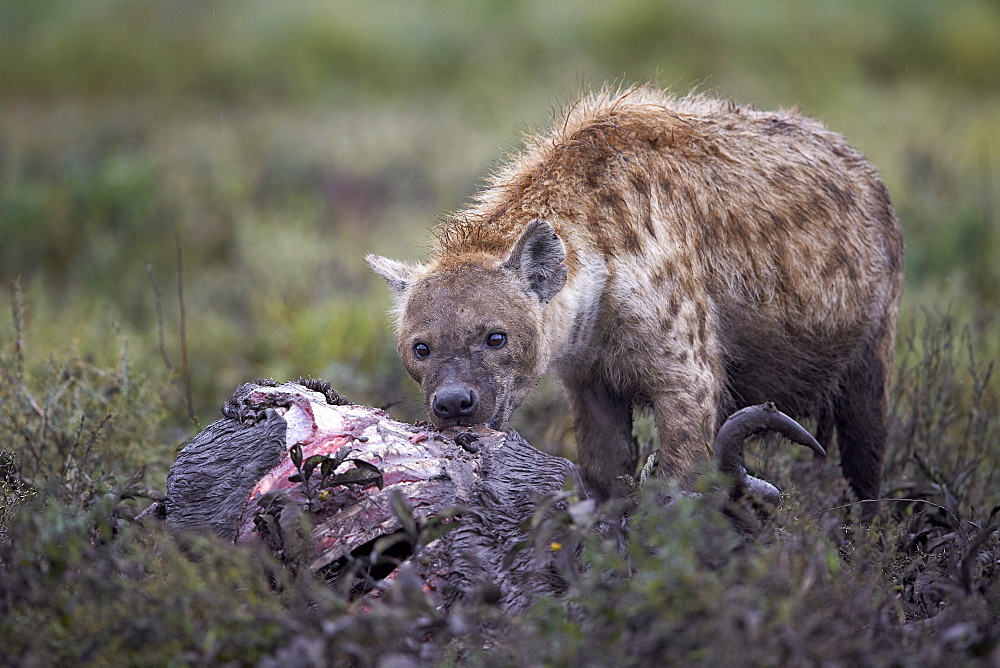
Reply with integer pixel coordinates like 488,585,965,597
1,0,998,663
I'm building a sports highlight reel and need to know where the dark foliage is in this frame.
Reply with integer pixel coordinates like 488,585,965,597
1,309,998,665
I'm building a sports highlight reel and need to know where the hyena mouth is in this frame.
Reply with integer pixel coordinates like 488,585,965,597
431,415,478,430
435,412,502,431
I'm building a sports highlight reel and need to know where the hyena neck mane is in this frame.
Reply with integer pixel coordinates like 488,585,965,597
430,86,704,270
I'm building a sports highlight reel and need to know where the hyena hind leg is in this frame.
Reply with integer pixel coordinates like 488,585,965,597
833,341,891,503
814,402,835,463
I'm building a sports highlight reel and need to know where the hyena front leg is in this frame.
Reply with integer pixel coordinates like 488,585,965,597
651,374,721,489
564,378,634,501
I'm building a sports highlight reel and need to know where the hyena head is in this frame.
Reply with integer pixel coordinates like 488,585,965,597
367,220,567,430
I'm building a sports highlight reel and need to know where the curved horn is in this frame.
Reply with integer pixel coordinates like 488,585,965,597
714,402,826,503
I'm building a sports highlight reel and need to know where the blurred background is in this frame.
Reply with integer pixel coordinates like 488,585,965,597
1,0,998,475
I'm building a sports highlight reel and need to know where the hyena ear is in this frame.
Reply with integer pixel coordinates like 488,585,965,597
366,254,420,295
502,219,568,304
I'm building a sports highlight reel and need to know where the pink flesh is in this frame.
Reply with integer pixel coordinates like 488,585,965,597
232,384,477,574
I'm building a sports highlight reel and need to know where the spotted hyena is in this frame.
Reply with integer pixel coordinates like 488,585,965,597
368,87,904,502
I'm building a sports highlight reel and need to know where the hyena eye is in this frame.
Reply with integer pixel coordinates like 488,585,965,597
486,332,507,348
414,342,430,358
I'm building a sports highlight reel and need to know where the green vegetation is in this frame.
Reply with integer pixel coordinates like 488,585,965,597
1,0,998,664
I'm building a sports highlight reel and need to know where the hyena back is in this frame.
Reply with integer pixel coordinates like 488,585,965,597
368,87,904,502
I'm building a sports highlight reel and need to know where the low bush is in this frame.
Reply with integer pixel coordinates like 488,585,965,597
1,306,997,665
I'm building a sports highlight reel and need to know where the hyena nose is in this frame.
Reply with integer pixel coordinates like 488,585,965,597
432,385,479,421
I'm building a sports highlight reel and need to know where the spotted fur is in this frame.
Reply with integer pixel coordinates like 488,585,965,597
368,86,903,502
